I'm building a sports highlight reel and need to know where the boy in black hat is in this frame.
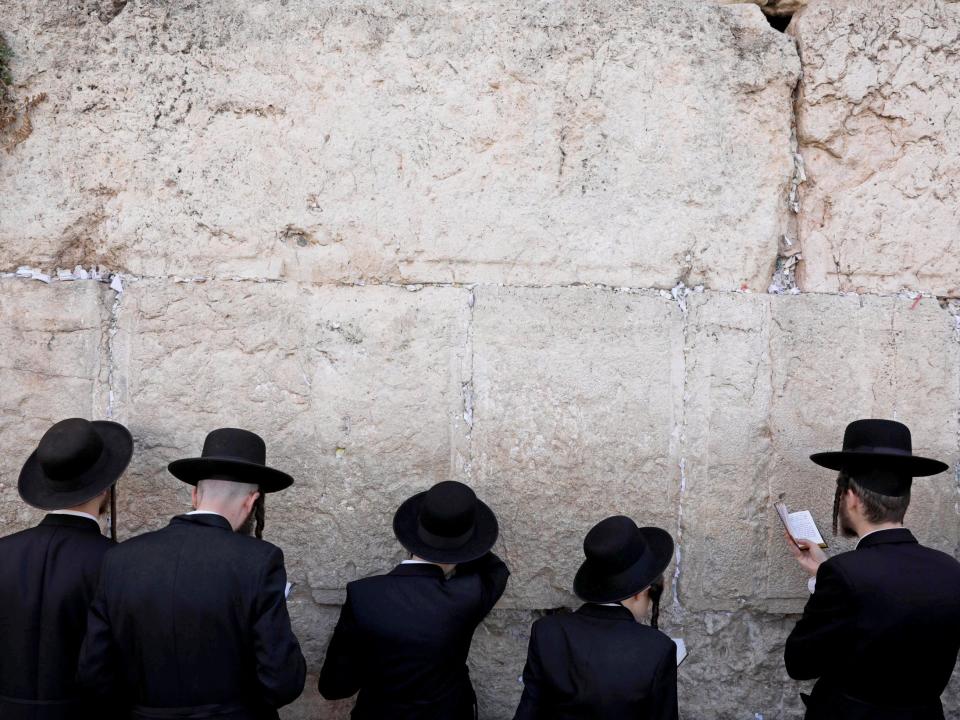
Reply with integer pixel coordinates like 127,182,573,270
513,515,678,720
784,419,960,720
319,480,509,719
0,417,133,719
78,428,306,720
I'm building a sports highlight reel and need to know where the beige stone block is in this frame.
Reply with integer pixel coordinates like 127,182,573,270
0,278,110,532
793,0,960,296
110,280,472,600
1,0,798,290
470,287,684,609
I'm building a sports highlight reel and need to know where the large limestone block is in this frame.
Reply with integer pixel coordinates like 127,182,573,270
766,294,960,605
0,278,110,532
110,280,472,602
470,287,684,609
793,0,960,296
1,0,798,290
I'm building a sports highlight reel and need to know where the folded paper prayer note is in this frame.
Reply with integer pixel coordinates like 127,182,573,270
672,638,688,667
775,501,828,549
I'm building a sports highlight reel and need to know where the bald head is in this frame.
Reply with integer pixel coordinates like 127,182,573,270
191,479,260,532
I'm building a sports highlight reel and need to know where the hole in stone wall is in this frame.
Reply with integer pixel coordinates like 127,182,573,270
764,12,794,33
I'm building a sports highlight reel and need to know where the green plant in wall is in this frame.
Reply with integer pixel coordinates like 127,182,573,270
0,32,14,132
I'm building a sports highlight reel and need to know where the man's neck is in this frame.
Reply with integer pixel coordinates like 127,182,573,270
856,521,903,540
409,555,456,576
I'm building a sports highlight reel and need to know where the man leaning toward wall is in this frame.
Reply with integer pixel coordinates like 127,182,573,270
78,427,306,720
0,418,133,720
784,419,960,720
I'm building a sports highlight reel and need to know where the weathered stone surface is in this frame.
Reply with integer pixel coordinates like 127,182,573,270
719,0,807,16
0,278,110,532
110,279,472,601
0,0,798,290
793,0,960,296
470,287,684,609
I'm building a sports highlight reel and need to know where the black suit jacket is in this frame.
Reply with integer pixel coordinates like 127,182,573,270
318,553,510,719
0,514,112,720
513,604,678,720
77,513,306,720
785,528,960,720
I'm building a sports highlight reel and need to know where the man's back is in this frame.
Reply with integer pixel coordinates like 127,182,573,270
786,529,960,717
514,605,678,720
319,553,509,720
79,513,305,720
0,514,112,718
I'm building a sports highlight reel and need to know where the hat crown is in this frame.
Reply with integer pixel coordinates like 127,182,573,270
36,418,103,481
842,419,912,456
418,481,477,541
583,515,647,573
200,428,267,465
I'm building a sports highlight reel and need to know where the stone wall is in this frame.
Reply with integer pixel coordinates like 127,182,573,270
1,1,958,718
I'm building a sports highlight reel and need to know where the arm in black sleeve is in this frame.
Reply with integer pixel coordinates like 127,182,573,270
512,622,546,720
77,555,123,702
252,547,306,708
318,588,362,700
651,641,679,720
456,552,510,617
784,560,855,681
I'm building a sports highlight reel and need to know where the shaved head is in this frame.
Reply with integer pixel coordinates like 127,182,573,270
196,479,258,503
191,480,261,535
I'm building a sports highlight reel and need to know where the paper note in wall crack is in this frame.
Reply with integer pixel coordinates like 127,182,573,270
775,501,828,549
672,638,688,667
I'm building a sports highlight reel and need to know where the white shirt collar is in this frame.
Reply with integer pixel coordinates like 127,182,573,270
856,526,904,549
401,559,433,565
187,510,227,519
49,510,100,524
600,602,623,607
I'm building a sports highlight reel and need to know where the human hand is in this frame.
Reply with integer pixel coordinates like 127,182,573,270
785,530,827,577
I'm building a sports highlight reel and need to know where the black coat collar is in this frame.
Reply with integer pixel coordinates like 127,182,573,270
40,513,102,533
170,513,233,532
575,603,636,622
388,562,447,579
857,527,917,550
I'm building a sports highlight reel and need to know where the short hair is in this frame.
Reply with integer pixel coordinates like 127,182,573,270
196,479,258,502
839,470,911,525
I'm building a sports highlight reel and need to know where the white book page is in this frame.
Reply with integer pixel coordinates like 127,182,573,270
672,638,688,667
787,510,826,547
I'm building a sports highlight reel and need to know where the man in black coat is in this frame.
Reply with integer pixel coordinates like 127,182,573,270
319,480,509,719
513,515,679,720
78,428,306,720
0,417,133,720
784,419,960,720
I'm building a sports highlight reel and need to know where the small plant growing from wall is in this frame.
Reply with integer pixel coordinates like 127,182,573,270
0,32,14,133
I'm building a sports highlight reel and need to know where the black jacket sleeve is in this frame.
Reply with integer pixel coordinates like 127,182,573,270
650,641,679,720
784,560,856,681
456,552,510,618
77,554,123,702
251,547,306,708
513,621,546,720
318,588,362,700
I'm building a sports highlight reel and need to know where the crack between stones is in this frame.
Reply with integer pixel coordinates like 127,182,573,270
460,287,476,482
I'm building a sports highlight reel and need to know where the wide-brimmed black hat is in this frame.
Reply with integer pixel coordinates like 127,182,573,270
810,419,948,477
19,418,133,511
574,516,674,604
393,481,499,564
168,428,293,493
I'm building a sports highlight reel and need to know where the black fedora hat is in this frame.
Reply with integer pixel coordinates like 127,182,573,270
168,428,293,493
574,516,674,604
19,418,133,511
810,419,947,477
393,481,499,564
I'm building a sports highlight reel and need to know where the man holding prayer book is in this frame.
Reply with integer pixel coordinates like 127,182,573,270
783,419,960,720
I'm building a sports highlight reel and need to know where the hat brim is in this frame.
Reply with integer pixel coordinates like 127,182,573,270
810,451,948,477
573,527,674,604
18,421,133,511
393,491,499,564
168,457,293,493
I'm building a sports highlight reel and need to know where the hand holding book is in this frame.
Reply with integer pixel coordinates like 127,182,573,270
776,501,828,578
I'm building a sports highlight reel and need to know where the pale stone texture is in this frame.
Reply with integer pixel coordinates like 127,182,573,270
719,0,807,16
470,286,684,609
793,0,960,296
0,278,110,533
109,279,472,602
0,0,798,290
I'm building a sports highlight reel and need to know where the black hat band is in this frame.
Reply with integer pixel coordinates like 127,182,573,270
416,522,475,550
846,445,912,456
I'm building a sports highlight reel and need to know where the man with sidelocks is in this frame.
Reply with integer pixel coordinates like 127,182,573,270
784,419,960,720
79,427,306,720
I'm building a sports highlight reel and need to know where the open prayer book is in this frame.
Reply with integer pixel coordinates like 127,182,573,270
672,638,688,667
775,501,828,549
